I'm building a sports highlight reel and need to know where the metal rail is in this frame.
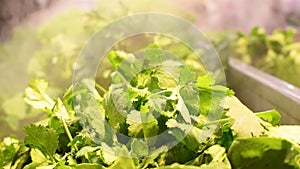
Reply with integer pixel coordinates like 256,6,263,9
227,58,300,124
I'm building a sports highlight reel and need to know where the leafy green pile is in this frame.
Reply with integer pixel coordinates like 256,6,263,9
1,45,300,169
231,27,300,87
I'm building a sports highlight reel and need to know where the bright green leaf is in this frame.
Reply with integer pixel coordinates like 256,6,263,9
24,79,55,112
255,109,281,126
268,125,300,144
107,156,135,169
228,137,300,169
76,146,100,158
224,96,265,137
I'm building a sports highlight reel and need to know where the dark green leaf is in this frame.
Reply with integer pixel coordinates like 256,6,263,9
24,124,58,161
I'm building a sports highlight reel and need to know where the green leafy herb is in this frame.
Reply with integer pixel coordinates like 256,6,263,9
24,79,55,113
228,137,300,169
2,44,300,169
24,124,58,162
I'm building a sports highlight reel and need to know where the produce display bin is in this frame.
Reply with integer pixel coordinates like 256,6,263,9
227,58,300,124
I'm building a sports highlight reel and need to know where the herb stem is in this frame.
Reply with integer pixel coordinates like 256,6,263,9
49,155,56,163
61,117,78,151
204,118,230,126
149,89,174,98
95,83,108,93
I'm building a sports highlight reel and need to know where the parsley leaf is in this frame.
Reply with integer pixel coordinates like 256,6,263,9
24,124,58,162
224,96,265,137
24,79,55,112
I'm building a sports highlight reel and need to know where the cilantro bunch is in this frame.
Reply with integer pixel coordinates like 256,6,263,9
1,45,300,169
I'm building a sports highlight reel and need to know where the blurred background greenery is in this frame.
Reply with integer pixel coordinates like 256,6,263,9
0,0,199,139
